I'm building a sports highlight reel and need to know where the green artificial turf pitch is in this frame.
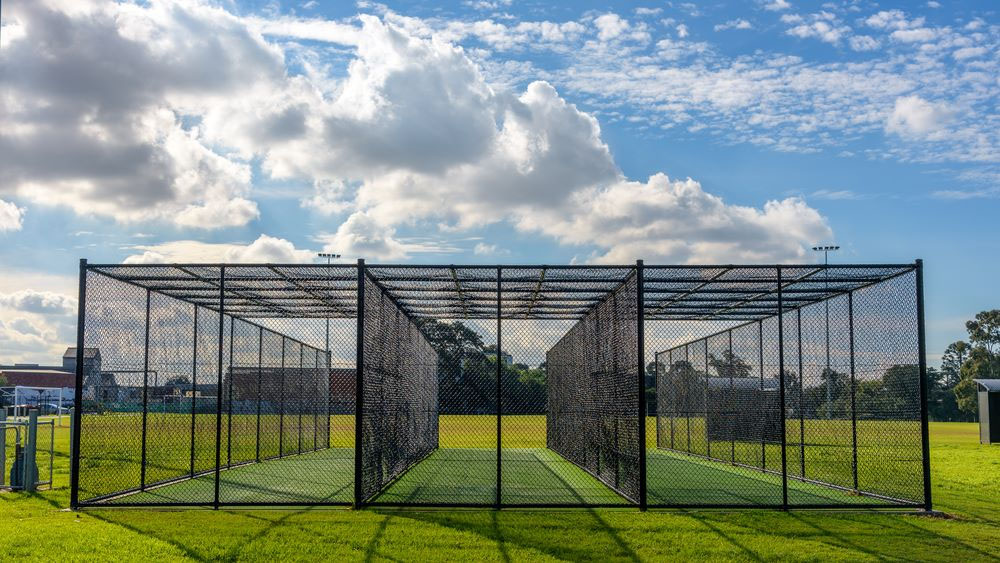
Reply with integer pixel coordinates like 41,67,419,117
105,445,863,506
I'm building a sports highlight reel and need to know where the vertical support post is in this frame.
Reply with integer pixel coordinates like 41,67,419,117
327,350,333,450
729,329,735,464
314,348,319,452
705,338,711,459
915,259,932,510
299,346,304,455
227,318,234,468
637,260,647,511
256,327,262,463
668,351,674,450
797,308,805,478
213,266,225,510
190,306,198,477
848,291,859,491
354,259,365,509
759,320,765,470
140,289,151,491
279,339,285,458
495,266,502,510
685,345,691,453
777,267,788,509
25,409,38,492
71,259,87,509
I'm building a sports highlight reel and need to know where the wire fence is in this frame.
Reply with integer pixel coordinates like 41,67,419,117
72,262,929,510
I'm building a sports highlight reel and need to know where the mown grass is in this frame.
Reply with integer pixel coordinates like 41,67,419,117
1,420,998,561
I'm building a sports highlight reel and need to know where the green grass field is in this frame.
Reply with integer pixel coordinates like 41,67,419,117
1,419,998,561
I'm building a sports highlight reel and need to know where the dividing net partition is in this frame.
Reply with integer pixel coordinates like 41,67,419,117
547,272,640,503
72,261,930,510
359,273,439,503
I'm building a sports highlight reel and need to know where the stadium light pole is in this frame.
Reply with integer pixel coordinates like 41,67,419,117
318,253,341,355
812,245,839,419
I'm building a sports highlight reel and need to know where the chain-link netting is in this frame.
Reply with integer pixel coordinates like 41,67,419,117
73,262,927,509
359,273,439,504
650,267,925,507
546,271,640,503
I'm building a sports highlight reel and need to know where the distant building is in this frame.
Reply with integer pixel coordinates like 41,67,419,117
63,347,102,391
0,368,75,388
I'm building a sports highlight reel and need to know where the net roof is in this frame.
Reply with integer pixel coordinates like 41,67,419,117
86,263,917,322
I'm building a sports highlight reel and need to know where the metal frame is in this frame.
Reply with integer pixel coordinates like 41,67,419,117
71,260,930,511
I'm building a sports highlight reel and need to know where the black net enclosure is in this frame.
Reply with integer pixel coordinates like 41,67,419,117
71,260,931,510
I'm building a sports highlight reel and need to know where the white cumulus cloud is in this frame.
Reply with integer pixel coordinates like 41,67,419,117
0,199,25,232
886,95,955,138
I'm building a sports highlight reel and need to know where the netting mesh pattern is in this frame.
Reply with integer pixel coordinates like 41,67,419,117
360,274,439,502
653,269,924,506
546,273,640,503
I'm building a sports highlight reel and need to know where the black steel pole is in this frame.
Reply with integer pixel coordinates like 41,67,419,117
825,253,832,419
797,308,805,478
70,259,87,509
685,345,691,453
668,351,674,450
637,260,647,510
299,345,304,455
256,326,262,463
140,289,151,491
915,259,932,510
315,348,319,452
496,266,502,510
705,338,710,459
354,259,365,509
729,329,735,465
327,350,332,450
759,320,765,470
848,291,859,491
279,338,285,458
213,266,225,509
777,266,789,509
227,318,234,468
190,306,198,477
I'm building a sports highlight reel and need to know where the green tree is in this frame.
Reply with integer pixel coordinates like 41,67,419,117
966,310,1000,359
940,341,970,388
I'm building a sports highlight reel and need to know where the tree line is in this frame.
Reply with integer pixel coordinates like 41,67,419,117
929,309,999,421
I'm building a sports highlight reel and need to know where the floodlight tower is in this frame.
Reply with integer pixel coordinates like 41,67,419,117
318,253,341,355
812,245,839,418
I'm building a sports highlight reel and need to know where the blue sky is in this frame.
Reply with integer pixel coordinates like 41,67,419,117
1,0,998,364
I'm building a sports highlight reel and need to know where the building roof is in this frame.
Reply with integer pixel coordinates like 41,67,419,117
0,369,75,388
64,347,101,359
973,379,1000,392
